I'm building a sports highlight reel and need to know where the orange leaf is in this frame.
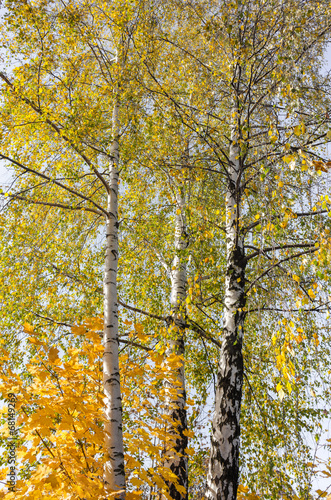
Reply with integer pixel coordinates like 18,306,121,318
48,347,59,363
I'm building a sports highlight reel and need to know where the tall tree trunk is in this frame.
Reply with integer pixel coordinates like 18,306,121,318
206,100,246,500
164,184,189,500
103,99,126,498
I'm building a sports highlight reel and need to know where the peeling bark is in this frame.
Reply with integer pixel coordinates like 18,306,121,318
206,100,246,500
103,99,126,499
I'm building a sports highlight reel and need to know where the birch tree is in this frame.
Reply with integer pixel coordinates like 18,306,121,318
103,66,125,496
134,0,331,497
164,177,189,500
0,0,150,495
1,0,331,498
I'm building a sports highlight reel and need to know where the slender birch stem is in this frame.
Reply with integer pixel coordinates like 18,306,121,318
164,184,188,500
103,97,126,498
206,100,246,500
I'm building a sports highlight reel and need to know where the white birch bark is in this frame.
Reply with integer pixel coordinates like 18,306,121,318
103,97,126,498
206,100,246,500
163,184,188,500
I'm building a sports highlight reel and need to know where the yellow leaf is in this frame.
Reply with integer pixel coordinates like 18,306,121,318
71,325,86,336
286,380,292,394
278,388,285,401
316,490,328,498
175,484,187,495
48,347,59,363
312,160,327,172
184,447,195,456
130,477,143,487
265,222,275,231
24,322,34,334
135,323,144,334
276,354,284,367
182,428,195,437
127,493,143,500
28,337,44,346
294,125,301,136
283,154,295,164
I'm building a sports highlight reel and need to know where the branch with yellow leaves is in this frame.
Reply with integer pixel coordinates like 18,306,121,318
0,152,108,216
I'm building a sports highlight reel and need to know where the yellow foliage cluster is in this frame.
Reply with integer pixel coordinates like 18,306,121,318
312,160,331,173
0,319,191,499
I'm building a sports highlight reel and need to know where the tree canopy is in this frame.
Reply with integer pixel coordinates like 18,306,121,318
0,0,331,499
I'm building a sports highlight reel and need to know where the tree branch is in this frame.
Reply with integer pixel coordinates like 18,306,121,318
118,299,166,321
4,193,102,216
0,153,108,217
247,248,318,291
0,72,111,194
246,242,316,261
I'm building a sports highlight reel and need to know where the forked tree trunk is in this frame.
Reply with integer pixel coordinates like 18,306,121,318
206,101,246,500
164,184,188,500
103,99,126,498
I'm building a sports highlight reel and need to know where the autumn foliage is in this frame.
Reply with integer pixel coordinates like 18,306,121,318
0,0,331,498
0,319,196,499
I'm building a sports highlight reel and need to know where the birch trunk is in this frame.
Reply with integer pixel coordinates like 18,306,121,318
164,185,188,500
206,102,246,500
103,99,126,498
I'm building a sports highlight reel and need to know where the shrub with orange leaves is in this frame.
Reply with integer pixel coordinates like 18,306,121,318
0,318,191,499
